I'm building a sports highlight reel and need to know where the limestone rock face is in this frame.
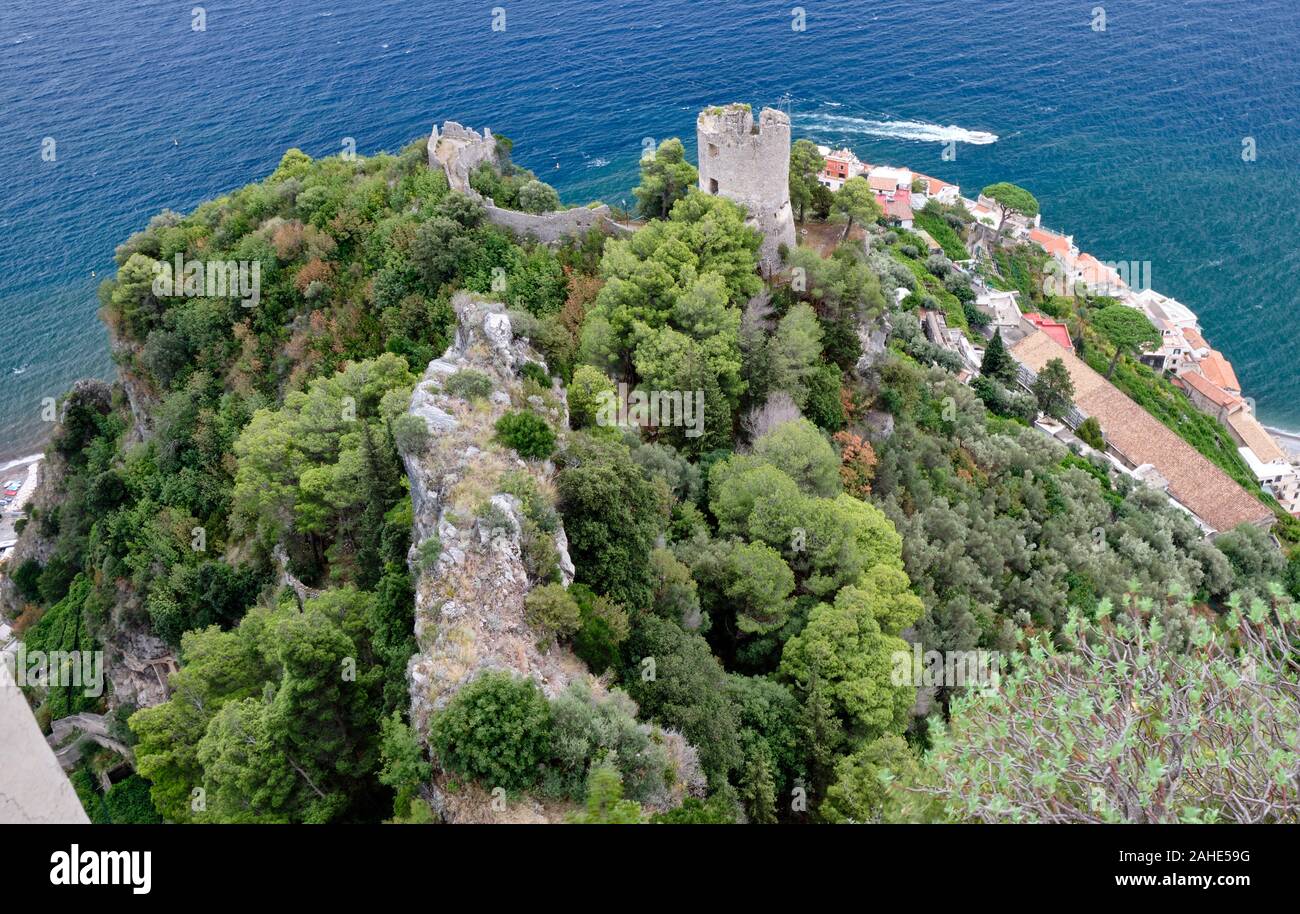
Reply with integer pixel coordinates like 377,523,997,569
401,293,707,822
403,292,579,742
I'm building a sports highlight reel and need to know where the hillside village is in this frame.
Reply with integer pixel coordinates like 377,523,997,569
812,144,1295,532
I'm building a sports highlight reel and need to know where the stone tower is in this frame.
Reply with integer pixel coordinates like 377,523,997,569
696,104,796,274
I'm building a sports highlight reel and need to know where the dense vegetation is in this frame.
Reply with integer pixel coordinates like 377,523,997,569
10,125,1298,825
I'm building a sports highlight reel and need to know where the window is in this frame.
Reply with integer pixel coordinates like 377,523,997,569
708,143,719,158
709,178,719,194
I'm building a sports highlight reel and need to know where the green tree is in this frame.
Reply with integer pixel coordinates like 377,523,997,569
720,540,797,636
566,365,616,430
767,303,824,408
831,176,882,241
633,138,698,220
789,139,826,223
1091,305,1162,379
1031,356,1075,418
623,614,742,787
753,418,841,497
569,584,630,675
820,734,918,823
979,329,1018,384
378,712,432,818
568,763,644,824
1077,415,1105,450
779,583,915,741
556,432,664,609
980,182,1040,233
429,671,552,792
517,179,561,214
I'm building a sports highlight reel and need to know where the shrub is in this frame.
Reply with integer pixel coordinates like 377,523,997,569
444,370,494,401
519,361,551,388
429,671,552,792
391,413,430,454
524,583,581,640
1077,415,1105,450
803,364,847,432
567,365,616,430
546,681,667,802
495,410,556,459
569,583,630,674
12,559,42,603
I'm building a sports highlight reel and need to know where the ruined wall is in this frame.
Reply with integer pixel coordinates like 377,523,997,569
482,201,633,244
427,120,633,244
697,104,796,273
427,121,499,196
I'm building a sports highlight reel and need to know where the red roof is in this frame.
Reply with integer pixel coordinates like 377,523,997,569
1200,351,1241,393
1023,313,1073,351
1028,227,1072,260
875,188,913,223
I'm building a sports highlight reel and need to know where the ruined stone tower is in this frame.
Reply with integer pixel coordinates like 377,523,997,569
696,104,796,274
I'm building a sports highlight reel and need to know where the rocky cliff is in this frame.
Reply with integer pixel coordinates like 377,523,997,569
402,292,584,739
401,292,705,822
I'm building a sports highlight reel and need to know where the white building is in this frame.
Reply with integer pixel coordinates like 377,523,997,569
1240,447,1300,515
974,288,1023,330
868,165,913,193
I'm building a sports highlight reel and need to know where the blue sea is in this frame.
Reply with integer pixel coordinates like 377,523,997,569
2,0,1299,463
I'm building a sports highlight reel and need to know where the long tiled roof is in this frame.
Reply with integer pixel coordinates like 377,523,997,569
1011,330,1273,532
1178,370,1242,410
1228,411,1287,464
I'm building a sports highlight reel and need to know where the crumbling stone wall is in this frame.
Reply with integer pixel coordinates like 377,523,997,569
426,120,633,243
427,121,499,196
697,104,796,274
483,202,633,243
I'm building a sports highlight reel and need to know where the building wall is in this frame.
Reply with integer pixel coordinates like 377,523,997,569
697,104,796,274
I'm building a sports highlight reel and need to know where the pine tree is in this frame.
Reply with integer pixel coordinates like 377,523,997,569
979,329,1017,384
800,674,844,807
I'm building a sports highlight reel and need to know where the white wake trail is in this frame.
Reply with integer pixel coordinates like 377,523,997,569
800,114,998,145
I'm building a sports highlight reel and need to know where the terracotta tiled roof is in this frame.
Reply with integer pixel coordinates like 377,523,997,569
1178,370,1243,410
1182,327,1209,351
876,189,913,222
1011,330,1273,532
1023,313,1073,351
1028,227,1072,260
915,173,955,197
1200,351,1241,393
1228,411,1287,464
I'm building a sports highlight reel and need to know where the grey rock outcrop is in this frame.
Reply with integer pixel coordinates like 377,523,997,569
402,292,580,741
